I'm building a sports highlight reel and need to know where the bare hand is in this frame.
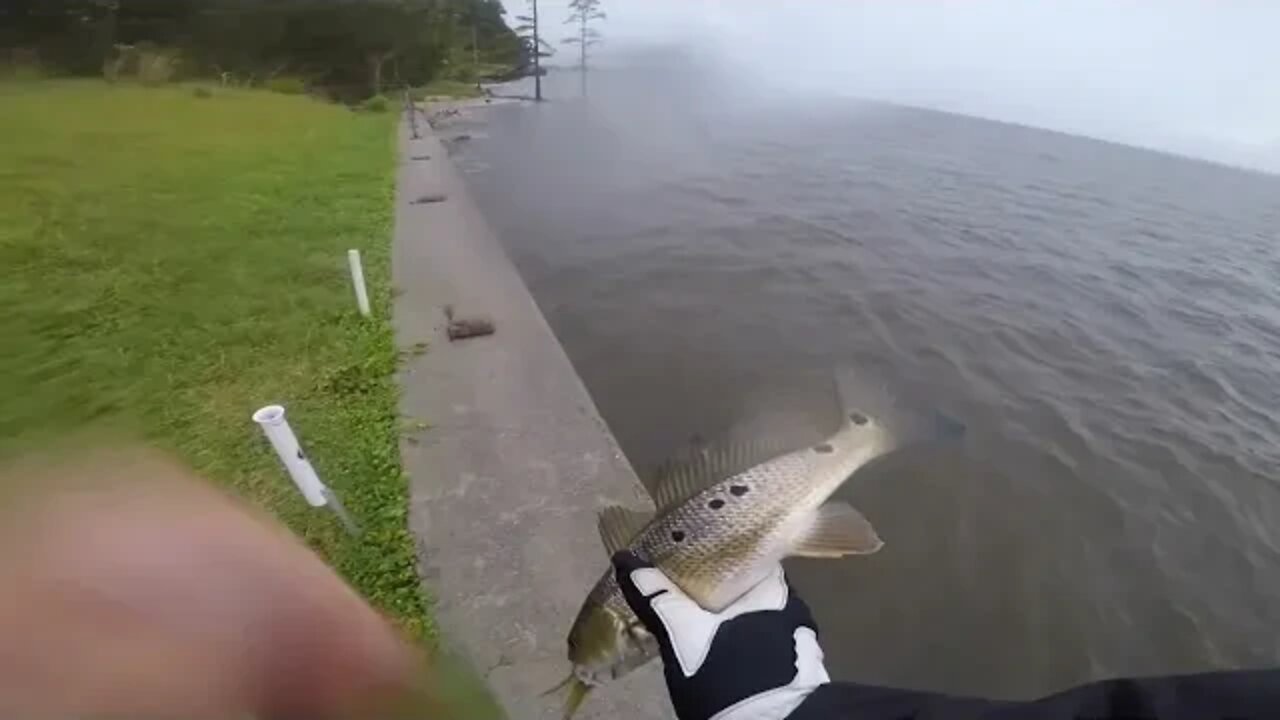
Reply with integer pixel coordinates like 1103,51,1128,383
0,448,433,720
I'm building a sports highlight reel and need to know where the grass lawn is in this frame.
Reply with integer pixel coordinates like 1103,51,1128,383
0,79,501,716
416,77,486,100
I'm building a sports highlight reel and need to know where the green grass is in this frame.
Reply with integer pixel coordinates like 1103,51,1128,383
361,94,392,113
469,61,517,81
1,80,508,718
0,79,427,634
416,78,485,100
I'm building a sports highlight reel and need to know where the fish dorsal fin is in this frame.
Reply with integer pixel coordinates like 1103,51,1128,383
649,443,754,512
648,437,795,512
789,501,884,558
597,505,654,555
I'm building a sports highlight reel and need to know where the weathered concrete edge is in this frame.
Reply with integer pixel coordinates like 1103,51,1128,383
390,115,670,720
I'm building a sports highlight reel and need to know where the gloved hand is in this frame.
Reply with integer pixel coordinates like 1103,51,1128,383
612,551,830,720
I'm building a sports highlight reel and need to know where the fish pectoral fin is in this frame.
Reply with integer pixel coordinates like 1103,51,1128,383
597,505,654,555
790,501,884,558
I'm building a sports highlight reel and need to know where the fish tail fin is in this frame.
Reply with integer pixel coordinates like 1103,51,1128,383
831,369,882,433
831,371,856,429
542,674,592,719
831,369,966,446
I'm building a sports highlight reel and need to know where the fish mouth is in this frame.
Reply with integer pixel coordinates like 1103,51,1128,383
543,674,593,719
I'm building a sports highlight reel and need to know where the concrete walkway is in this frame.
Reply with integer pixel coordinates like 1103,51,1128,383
391,113,670,720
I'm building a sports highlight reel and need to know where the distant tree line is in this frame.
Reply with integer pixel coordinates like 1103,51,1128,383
0,0,521,100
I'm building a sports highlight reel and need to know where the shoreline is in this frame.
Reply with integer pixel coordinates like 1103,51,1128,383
391,106,670,719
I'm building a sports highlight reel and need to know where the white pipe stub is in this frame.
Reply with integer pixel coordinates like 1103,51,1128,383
252,404,328,507
348,249,371,317
251,404,285,426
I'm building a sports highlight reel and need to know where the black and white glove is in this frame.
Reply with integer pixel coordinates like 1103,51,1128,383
612,552,830,720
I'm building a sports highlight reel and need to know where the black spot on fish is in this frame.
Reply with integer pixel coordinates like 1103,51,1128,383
671,530,686,543
730,484,749,497
813,443,833,454
849,412,869,426
708,498,725,510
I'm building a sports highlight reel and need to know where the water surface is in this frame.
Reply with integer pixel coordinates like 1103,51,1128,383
453,68,1280,698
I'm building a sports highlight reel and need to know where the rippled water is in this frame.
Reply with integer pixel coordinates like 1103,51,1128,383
452,67,1280,699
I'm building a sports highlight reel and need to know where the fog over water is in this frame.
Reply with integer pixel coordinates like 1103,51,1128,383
524,0,1280,173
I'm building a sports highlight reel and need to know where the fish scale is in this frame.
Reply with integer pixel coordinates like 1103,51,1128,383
638,452,819,606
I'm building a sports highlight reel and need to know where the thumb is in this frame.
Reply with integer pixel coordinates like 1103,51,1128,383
611,551,688,668
612,551,686,596
612,551,711,611
611,550,686,616
612,552,724,679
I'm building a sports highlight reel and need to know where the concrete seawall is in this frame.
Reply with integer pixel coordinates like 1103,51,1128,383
391,113,670,720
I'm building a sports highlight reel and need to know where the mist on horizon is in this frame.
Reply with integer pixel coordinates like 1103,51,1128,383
520,0,1280,173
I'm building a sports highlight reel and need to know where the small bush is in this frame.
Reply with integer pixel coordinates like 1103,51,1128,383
137,50,179,85
267,77,307,95
360,95,390,113
192,87,214,99
103,44,180,85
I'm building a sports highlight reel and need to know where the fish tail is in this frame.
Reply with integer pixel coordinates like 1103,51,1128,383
542,674,592,719
832,368,966,445
831,370,871,428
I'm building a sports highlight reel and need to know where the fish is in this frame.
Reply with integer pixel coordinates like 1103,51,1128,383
551,381,912,718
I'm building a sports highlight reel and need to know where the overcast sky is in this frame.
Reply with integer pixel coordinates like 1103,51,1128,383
518,0,1280,172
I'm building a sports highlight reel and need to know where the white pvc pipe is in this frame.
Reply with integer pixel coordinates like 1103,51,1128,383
252,405,328,507
348,249,371,317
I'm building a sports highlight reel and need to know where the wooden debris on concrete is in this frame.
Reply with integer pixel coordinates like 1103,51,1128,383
444,304,496,341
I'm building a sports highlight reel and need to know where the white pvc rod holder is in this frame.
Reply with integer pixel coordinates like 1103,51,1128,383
253,404,327,506
252,404,361,536
348,249,371,317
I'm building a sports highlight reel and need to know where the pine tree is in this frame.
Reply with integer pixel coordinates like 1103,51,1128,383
513,0,553,101
562,0,604,96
